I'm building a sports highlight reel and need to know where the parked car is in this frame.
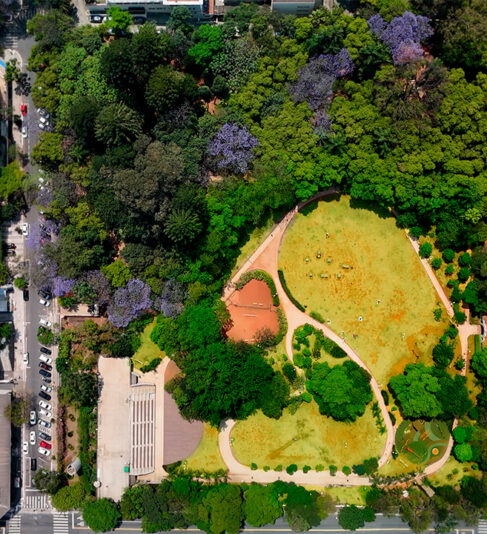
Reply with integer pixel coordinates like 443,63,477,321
29,411,36,425
21,125,27,138
38,447,50,456
22,442,28,455
40,384,52,393
38,290,51,300
38,419,51,429
23,289,29,301
39,369,51,378
21,222,29,236
90,14,102,22
39,355,52,364
29,431,36,445
39,318,52,328
38,431,51,441
40,347,52,355
39,116,49,125
37,108,49,118
5,243,16,249
42,376,52,383
39,298,50,307
30,458,37,471
39,391,51,402
38,362,52,371
133,16,146,24
39,440,51,450
14,477,21,489
39,408,51,419
21,104,27,116
38,122,46,130
6,250,15,256
23,352,29,365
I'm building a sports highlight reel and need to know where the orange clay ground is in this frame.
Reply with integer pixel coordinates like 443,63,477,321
226,279,279,343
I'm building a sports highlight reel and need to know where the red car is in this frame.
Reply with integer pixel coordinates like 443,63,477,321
39,440,51,450
20,105,27,116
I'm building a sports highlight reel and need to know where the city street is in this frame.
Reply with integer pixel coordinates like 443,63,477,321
6,512,483,534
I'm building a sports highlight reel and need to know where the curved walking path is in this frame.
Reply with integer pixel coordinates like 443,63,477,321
220,189,394,486
219,189,482,486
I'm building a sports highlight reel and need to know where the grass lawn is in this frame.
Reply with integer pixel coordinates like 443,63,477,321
427,456,481,487
183,424,227,473
231,400,386,469
278,196,449,384
132,320,165,371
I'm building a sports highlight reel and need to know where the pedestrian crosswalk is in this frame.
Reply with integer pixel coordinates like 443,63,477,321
7,514,21,534
53,512,70,534
479,519,487,533
22,492,52,510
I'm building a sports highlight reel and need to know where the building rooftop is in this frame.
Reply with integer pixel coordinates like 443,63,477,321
0,290,8,314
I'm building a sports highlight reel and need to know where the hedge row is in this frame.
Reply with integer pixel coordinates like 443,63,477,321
236,270,279,306
278,269,305,311
321,336,347,359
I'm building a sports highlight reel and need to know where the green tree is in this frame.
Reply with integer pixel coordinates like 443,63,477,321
52,483,86,511
243,484,282,527
14,277,26,290
284,485,327,531
145,65,197,113
0,161,24,199
106,6,132,35
471,348,487,380
307,360,372,422
432,342,454,368
442,249,455,263
338,505,365,531
95,102,142,146
83,498,121,533
259,373,290,419
457,267,471,283
120,485,145,520
431,258,442,270
164,208,202,244
70,96,101,147
33,469,65,494
419,242,433,258
31,132,64,169
4,394,28,426
101,259,132,288
454,442,473,462
188,25,224,67
167,6,193,33
198,484,243,534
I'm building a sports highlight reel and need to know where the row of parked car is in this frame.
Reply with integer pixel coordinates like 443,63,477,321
89,13,146,24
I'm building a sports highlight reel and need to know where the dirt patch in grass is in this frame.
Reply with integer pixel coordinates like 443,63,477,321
132,320,165,371
231,400,385,469
64,406,79,467
278,196,449,384
226,279,279,343
183,424,227,473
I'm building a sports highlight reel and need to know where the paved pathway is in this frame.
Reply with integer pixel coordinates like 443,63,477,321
220,190,482,485
220,189,394,486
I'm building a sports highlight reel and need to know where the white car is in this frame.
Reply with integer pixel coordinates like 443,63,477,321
21,222,29,236
22,441,28,455
38,400,52,411
39,318,52,328
38,447,50,456
38,122,46,130
22,125,27,138
39,116,49,125
40,384,52,393
39,408,52,419
29,410,36,425
39,298,51,307
29,431,36,445
23,352,29,365
39,355,52,364
38,419,51,429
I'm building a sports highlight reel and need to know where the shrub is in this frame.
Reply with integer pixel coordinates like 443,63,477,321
433,343,454,368
14,277,26,289
409,226,422,238
282,362,297,383
458,253,471,267
454,310,466,324
342,466,351,475
352,464,365,475
363,506,376,522
303,465,311,473
455,358,465,371
442,249,455,263
433,308,442,321
274,464,283,472
458,267,471,283
250,463,258,471
263,465,270,472
453,427,466,444
315,464,324,472
286,464,298,475
419,242,432,258
309,311,325,322
381,389,389,405
329,465,337,476
301,392,312,403
140,357,162,373
389,412,396,425
278,270,305,311
454,443,473,462
445,325,458,339
293,352,311,369
236,270,279,306
431,258,442,270
445,264,455,275
37,327,54,346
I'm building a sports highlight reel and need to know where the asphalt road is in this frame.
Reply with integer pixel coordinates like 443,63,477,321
10,512,479,534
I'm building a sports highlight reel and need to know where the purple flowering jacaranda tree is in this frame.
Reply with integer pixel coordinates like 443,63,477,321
52,276,76,298
368,11,433,65
208,123,258,174
107,278,152,328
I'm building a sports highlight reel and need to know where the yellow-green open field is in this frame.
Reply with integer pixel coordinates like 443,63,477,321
184,424,227,473
278,196,449,383
131,320,165,371
231,400,386,469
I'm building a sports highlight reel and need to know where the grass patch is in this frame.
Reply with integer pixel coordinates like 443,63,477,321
183,424,226,473
427,456,481,487
323,486,368,505
231,400,385,469
132,320,165,371
278,196,449,384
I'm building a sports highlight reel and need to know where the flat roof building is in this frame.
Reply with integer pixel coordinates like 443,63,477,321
270,0,316,16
